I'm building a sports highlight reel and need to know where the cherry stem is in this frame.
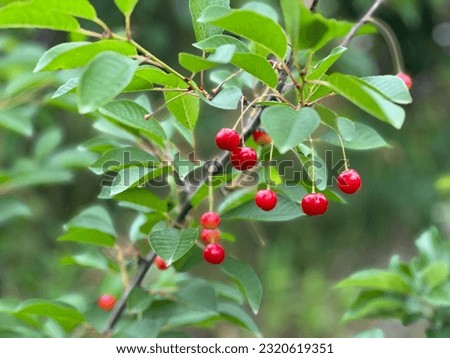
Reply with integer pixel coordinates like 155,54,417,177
368,17,404,73
208,165,214,212
267,142,275,190
337,133,350,171
309,136,316,193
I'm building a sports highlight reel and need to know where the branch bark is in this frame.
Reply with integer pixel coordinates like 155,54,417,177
341,0,385,47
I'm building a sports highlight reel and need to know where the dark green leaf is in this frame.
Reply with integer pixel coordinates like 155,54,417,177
109,166,167,196
78,52,138,114
148,228,198,265
221,256,262,314
218,301,261,336
327,73,406,129
127,287,153,314
199,6,287,59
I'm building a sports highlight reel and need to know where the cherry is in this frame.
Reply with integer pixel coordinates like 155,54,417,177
201,228,220,243
200,211,221,229
255,189,278,211
253,129,272,145
301,193,328,216
396,72,412,89
215,128,240,151
203,243,226,264
337,169,362,194
154,255,169,270
97,294,116,311
230,147,257,170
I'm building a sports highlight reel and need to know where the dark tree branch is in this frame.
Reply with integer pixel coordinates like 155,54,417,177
341,0,385,47
310,0,320,13
103,1,316,335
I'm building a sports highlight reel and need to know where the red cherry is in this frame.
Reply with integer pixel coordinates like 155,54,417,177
203,243,226,264
396,72,412,89
255,189,278,211
253,129,272,145
200,211,221,229
215,128,240,151
230,147,257,170
337,169,362,194
154,255,169,270
97,294,116,311
201,228,220,243
301,193,328,216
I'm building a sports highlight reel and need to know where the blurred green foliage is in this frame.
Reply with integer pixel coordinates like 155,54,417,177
0,0,449,337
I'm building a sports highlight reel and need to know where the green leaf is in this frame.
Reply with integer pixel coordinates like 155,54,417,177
189,0,229,42
115,318,162,338
148,228,198,265
424,282,450,306
108,166,167,196
127,287,153,314
58,206,116,247
125,66,179,91
221,256,262,314
179,44,235,73
280,0,375,52
177,281,217,312
203,86,242,110
78,52,138,114
15,300,84,332
0,198,32,224
0,2,79,31
35,41,137,72
321,122,388,150
194,34,249,52
353,328,385,338
337,269,411,294
343,291,406,322
415,227,448,264
52,77,79,98
31,0,96,20
327,73,406,129
315,105,355,141
306,46,347,81
362,75,413,105
261,106,320,154
199,6,287,59
0,106,33,137
60,251,110,271
99,100,166,146
109,188,167,213
165,87,200,130
114,0,139,16
90,146,159,175
421,261,449,290
218,301,261,336
231,52,278,88
34,127,62,161
221,193,303,222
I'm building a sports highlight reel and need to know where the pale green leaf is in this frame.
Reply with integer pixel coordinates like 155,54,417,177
165,88,200,130
261,106,320,154
337,269,411,294
231,52,278,88
202,86,242,110
421,261,449,290
35,41,137,72
114,0,139,16
189,0,229,42
99,100,166,146
362,75,413,105
31,0,96,20
0,2,80,31
194,34,249,52
78,52,138,114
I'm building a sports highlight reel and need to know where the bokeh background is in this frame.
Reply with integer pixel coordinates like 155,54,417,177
0,0,449,337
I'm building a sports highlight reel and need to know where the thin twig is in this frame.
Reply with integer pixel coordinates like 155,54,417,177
340,0,385,47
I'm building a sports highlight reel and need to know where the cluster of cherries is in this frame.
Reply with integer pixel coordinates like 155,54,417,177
200,211,226,264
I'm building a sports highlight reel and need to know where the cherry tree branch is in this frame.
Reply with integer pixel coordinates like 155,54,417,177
341,0,385,47
103,1,315,335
